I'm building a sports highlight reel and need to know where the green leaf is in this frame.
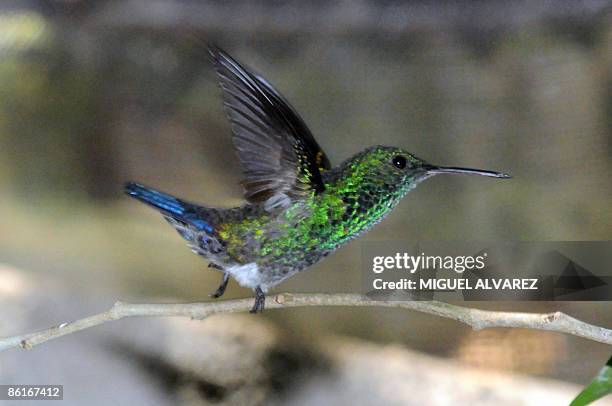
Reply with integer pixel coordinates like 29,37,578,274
571,356,612,406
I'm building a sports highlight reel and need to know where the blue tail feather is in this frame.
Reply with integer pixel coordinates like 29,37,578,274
124,182,214,233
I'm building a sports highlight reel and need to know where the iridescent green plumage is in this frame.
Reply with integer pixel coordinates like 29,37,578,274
218,147,424,267
126,47,511,312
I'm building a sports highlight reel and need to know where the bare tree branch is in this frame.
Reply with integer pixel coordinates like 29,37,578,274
0,293,610,352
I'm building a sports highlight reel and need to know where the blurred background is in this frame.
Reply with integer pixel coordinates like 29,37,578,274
0,0,611,405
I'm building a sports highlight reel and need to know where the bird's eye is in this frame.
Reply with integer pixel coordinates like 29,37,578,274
392,155,407,169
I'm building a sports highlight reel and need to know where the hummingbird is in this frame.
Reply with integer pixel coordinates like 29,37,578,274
125,45,511,313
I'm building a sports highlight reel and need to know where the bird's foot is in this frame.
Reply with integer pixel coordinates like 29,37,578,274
250,286,265,314
209,271,229,299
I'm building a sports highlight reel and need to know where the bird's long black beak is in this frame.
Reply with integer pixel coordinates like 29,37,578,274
426,165,511,179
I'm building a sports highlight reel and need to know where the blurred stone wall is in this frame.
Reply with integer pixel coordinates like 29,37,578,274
0,0,610,237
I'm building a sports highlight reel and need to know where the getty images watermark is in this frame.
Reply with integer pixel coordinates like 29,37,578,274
361,241,612,301
371,252,538,291
372,252,487,273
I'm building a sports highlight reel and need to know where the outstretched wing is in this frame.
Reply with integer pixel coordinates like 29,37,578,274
209,45,331,210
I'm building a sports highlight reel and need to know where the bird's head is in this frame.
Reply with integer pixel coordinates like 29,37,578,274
340,145,511,200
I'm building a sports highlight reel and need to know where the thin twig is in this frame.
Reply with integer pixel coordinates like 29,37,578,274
0,293,610,352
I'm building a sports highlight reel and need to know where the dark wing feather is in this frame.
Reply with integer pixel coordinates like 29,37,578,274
209,45,331,209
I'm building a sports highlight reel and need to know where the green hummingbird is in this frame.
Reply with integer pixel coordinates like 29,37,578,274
125,45,511,313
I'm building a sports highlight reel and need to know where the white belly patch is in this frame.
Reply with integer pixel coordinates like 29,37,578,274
225,263,261,290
